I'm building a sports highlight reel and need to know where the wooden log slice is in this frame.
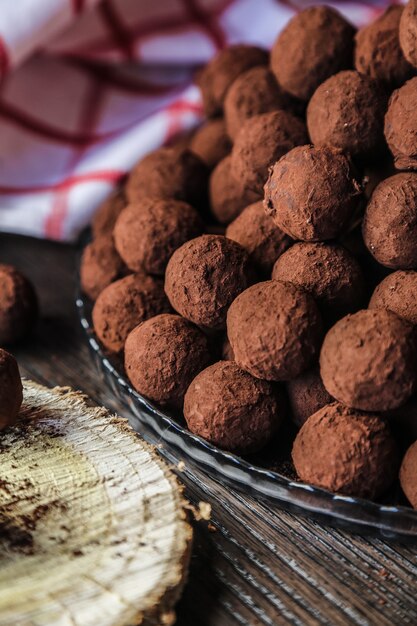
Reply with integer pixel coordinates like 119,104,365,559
0,380,192,626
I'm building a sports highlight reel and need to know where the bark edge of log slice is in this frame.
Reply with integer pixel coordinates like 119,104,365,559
0,379,193,626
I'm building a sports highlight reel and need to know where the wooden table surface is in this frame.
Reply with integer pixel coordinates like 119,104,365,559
2,232,417,626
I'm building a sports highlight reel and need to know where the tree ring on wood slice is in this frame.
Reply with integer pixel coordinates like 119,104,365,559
0,380,192,626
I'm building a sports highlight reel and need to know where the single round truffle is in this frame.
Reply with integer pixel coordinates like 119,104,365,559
227,280,323,381
226,201,292,274
369,271,417,325
0,348,23,431
80,235,125,301
0,265,38,345
400,0,417,69
292,402,398,499
272,243,366,324
209,156,260,224
400,440,417,508
271,6,355,101
307,70,388,160
264,145,363,241
355,6,415,89
362,173,417,269
165,235,254,330
91,188,126,238
189,119,231,169
114,199,204,275
124,314,212,409
320,309,417,411
125,147,208,207
197,45,268,117
224,66,300,140
92,273,171,353
184,361,285,453
231,111,308,194
384,77,417,170
287,366,333,427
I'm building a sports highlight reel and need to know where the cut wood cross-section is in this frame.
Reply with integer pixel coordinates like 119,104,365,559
0,380,192,626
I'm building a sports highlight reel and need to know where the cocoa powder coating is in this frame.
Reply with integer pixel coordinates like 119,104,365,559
209,156,261,224
400,0,417,69
114,199,204,275
369,271,417,325
189,119,232,169
227,280,323,381
231,111,308,195
272,242,366,324
184,361,285,454
197,45,268,117
384,77,417,170
224,66,301,140
92,273,171,353
91,188,126,238
0,348,23,431
292,402,398,499
226,201,292,274
0,264,38,345
320,309,417,411
164,235,254,330
80,235,125,301
271,6,355,101
362,173,417,269
124,314,212,409
400,440,417,508
264,145,363,241
307,70,388,159
125,147,208,207
287,366,333,427
355,6,415,89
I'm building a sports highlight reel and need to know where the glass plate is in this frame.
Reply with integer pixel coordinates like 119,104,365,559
76,287,417,541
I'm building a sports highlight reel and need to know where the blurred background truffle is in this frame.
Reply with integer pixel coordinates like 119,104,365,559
0,264,38,345
80,235,125,301
189,119,232,169
0,348,23,431
399,0,417,69
384,77,417,170
209,155,260,224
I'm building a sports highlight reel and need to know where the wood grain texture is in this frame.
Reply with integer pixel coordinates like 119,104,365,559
0,380,192,626
1,232,417,626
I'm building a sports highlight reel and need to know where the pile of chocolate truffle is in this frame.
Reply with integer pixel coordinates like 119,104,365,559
82,1,417,508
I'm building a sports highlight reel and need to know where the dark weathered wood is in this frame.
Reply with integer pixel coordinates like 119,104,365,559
2,233,417,626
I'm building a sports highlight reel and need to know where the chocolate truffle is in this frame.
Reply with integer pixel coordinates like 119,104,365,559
224,66,300,140
307,70,388,160
231,111,308,194
125,147,208,208
114,199,204,275
124,314,212,409
287,366,333,427
92,273,170,353
189,119,231,169
184,361,285,454
227,280,323,381
384,77,417,170
92,188,126,238
0,265,38,345
355,6,415,89
0,348,23,431
226,201,292,274
80,235,125,301
292,402,398,499
400,0,417,68
264,145,363,241
271,6,355,101
165,235,254,330
197,45,268,117
362,173,417,269
272,243,366,324
369,271,417,325
320,309,417,411
400,440,417,508
209,156,260,224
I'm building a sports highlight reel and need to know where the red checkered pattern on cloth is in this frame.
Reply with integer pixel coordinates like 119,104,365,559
0,0,396,241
